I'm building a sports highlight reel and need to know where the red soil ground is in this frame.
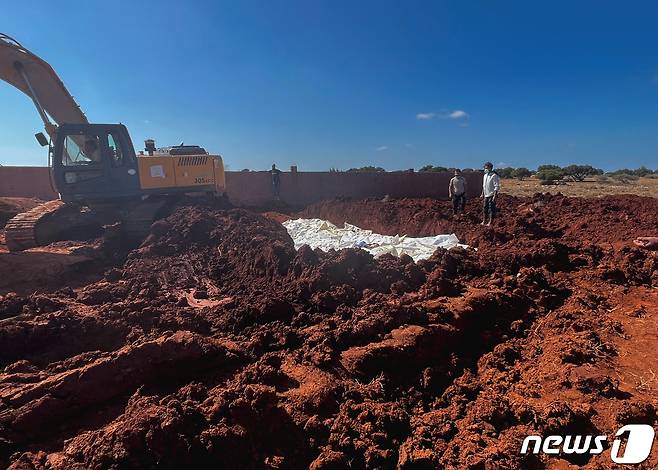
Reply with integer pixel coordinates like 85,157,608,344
0,194,657,469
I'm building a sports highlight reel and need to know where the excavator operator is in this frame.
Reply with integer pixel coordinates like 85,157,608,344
81,138,101,163
64,136,101,165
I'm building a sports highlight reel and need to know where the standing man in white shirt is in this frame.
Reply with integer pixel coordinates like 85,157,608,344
480,161,500,226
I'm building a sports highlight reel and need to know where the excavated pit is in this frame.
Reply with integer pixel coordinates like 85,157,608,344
1,194,657,469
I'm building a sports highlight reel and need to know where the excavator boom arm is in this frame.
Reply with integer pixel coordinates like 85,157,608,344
0,33,88,136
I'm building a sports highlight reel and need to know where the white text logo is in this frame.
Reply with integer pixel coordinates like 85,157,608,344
521,425,655,464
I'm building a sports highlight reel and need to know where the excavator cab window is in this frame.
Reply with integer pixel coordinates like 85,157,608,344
107,133,124,167
62,134,102,166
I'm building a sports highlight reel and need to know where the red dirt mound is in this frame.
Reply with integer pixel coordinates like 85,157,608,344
1,195,657,469
297,193,658,246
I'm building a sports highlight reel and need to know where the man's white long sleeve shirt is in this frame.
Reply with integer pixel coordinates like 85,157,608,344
482,172,500,197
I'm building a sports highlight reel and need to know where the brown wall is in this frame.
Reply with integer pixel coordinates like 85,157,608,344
0,166,483,207
227,171,483,207
0,167,58,200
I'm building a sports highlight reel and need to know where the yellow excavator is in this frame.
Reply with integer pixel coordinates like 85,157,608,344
0,33,226,251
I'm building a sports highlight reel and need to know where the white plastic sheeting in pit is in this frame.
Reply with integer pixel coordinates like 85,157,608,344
282,218,469,262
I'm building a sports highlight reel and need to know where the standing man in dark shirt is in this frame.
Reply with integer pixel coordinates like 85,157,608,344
448,168,467,217
270,163,282,200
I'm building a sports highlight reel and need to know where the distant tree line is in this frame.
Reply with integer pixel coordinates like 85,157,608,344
418,165,480,173
418,165,449,172
490,167,534,180
534,165,657,185
332,165,657,184
347,166,386,172
422,164,655,185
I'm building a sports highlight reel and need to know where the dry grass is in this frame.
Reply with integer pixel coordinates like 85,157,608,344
501,176,658,198
629,369,657,393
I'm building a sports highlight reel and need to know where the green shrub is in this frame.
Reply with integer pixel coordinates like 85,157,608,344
496,167,515,178
606,168,653,177
512,167,533,180
536,168,565,184
610,173,639,184
563,164,602,182
632,166,654,177
347,166,386,172
418,165,448,172
537,164,563,173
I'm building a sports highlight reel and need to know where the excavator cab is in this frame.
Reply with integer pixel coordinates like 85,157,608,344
53,123,142,203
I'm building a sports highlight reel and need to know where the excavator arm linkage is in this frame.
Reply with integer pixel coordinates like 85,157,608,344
0,33,88,136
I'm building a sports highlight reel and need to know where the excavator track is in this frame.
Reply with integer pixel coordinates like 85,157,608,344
3,198,176,252
4,200,106,252
121,199,172,243
4,200,66,251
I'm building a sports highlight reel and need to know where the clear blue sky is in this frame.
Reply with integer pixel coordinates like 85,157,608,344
2,0,658,171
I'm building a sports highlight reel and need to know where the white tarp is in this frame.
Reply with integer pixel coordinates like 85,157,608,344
283,218,469,262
